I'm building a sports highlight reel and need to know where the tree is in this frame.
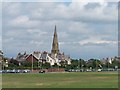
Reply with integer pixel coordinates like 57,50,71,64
65,65,72,70
111,59,120,69
52,63,59,68
42,62,51,69
78,59,86,69
21,61,32,67
60,61,67,68
87,59,102,69
8,63,17,70
70,59,79,69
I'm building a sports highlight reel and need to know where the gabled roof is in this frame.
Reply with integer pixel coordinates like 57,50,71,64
33,51,41,60
25,53,38,60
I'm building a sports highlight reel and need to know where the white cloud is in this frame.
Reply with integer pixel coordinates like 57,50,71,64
10,15,29,25
23,2,117,23
79,39,117,46
71,0,107,11
30,40,43,46
68,2,117,23
79,37,117,46
27,29,47,34
59,37,117,46
8,15,40,28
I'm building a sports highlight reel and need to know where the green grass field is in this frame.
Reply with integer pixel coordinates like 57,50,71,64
2,71,118,88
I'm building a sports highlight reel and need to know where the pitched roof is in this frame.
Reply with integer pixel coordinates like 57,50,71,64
33,51,41,59
25,54,38,60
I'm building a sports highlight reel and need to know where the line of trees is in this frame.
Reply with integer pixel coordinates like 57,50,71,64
3,58,120,70
68,58,120,70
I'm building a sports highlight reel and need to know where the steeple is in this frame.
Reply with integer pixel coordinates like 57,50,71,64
51,25,59,54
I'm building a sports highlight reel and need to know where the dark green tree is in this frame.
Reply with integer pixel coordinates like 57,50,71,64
21,61,32,67
42,62,51,69
78,59,86,69
70,59,79,69
52,63,59,68
60,61,67,68
87,59,102,69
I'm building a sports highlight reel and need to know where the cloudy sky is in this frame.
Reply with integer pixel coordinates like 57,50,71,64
1,0,118,60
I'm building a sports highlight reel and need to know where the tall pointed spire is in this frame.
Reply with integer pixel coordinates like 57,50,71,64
51,25,59,54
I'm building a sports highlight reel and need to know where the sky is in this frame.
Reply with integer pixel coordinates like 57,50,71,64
1,0,118,60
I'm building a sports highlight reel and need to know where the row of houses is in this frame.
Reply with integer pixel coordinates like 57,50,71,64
1,50,120,69
15,51,71,66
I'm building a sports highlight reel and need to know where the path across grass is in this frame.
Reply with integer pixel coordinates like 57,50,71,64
2,71,118,88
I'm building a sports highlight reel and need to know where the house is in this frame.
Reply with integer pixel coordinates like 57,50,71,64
26,53,38,62
10,58,20,66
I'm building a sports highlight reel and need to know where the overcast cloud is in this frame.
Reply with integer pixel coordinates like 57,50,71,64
2,1,118,60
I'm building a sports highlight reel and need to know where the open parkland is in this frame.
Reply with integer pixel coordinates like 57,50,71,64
1,71,118,88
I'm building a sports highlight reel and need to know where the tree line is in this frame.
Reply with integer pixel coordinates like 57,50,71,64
2,57,120,70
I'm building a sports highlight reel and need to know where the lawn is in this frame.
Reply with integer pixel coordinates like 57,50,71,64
2,71,118,88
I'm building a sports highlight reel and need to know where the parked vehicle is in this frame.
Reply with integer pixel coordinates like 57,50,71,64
39,70,45,73
23,70,30,73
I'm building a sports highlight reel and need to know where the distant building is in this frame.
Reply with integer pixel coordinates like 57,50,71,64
49,25,71,65
9,58,20,66
51,25,59,54
16,52,29,62
16,25,71,66
100,57,120,64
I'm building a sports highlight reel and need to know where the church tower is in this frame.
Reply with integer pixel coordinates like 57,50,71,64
51,25,59,54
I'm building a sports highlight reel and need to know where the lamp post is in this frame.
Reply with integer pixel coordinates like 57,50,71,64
96,59,97,72
108,62,109,71
80,59,82,70
2,60,4,70
32,54,33,72
38,60,39,69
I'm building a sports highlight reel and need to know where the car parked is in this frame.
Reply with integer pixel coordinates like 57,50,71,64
39,70,45,73
23,70,30,73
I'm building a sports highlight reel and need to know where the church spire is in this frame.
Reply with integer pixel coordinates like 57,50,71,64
51,25,59,54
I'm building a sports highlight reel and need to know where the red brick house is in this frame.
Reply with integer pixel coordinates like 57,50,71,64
26,54,38,62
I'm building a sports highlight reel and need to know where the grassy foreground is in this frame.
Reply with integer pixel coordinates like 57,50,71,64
2,71,118,88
